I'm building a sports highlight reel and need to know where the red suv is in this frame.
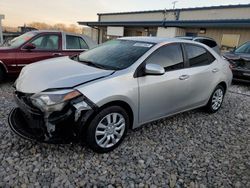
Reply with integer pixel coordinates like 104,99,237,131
0,30,96,82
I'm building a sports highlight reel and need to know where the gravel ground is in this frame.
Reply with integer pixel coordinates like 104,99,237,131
0,81,249,188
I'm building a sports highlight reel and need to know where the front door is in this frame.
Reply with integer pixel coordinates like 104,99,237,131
16,33,61,72
138,43,190,124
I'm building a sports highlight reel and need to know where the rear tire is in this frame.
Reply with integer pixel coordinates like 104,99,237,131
85,106,129,153
205,85,225,113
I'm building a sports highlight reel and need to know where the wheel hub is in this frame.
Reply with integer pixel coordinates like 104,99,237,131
106,124,115,134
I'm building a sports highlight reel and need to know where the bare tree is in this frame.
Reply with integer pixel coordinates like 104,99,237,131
28,22,82,33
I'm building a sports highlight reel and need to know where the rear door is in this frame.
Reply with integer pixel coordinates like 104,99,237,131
138,43,191,124
16,33,61,71
61,34,89,57
183,43,219,107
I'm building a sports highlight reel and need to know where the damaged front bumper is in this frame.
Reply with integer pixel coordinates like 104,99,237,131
232,68,250,83
8,92,96,144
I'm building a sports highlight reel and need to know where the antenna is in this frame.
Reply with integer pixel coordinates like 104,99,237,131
172,1,178,9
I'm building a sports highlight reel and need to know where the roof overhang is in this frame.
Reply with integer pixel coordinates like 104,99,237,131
78,19,250,28
78,21,164,27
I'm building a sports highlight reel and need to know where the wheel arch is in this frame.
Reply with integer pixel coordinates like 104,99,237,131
0,60,8,74
78,99,135,143
98,100,134,129
217,81,227,93
205,80,228,107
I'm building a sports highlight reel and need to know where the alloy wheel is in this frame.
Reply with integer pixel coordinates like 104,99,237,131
211,88,224,110
95,113,126,148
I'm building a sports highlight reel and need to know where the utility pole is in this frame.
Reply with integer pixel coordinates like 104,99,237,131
172,1,178,9
163,8,167,21
0,15,4,45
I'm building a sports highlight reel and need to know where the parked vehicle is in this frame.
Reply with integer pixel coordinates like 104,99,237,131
223,41,250,83
9,37,232,153
0,30,96,82
177,36,220,54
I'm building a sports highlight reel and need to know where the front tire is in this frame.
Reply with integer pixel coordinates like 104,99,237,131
86,106,129,153
205,85,225,113
0,68,5,83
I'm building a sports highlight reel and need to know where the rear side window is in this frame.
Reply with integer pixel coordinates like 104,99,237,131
145,44,184,71
66,35,89,49
195,39,217,48
185,44,215,67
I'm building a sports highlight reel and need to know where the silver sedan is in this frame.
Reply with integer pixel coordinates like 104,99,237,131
9,37,232,153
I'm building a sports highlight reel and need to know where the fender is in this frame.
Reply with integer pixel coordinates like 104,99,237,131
0,60,8,73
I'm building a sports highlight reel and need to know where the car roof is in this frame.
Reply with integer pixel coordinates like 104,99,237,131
176,36,193,40
31,30,61,33
118,37,187,44
177,36,216,41
29,30,83,36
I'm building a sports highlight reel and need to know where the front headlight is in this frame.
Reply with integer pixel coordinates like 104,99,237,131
31,89,82,112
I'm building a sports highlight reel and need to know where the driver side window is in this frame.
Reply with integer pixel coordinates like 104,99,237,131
145,44,184,71
31,34,59,50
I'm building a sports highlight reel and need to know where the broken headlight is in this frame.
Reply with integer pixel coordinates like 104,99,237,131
31,89,82,112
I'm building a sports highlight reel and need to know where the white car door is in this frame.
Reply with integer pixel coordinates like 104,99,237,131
138,43,191,124
182,44,219,107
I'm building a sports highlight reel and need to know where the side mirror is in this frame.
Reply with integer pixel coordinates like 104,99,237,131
23,43,36,50
145,63,165,75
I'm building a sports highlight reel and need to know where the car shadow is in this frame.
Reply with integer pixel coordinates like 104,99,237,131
232,80,250,86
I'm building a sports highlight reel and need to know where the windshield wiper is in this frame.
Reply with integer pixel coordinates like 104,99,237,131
80,60,107,69
77,56,115,70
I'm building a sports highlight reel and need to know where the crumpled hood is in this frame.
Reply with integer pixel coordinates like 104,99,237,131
15,56,114,93
223,52,250,61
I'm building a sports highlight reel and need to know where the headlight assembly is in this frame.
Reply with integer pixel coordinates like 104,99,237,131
31,89,82,112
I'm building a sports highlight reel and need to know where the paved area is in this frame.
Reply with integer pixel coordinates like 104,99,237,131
0,81,249,187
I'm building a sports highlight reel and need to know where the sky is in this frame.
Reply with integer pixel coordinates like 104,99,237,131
0,0,250,27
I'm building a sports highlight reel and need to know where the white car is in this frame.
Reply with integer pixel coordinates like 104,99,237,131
9,37,232,153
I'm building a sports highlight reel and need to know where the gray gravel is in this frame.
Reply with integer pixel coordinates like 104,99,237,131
0,81,250,187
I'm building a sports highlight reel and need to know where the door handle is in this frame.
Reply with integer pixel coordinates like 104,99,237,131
179,75,190,80
52,53,62,56
212,68,219,73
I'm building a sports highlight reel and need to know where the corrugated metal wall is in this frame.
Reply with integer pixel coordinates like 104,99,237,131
100,7,250,22
100,12,168,22
179,7,250,20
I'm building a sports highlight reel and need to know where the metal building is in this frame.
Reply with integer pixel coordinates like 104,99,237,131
79,4,250,51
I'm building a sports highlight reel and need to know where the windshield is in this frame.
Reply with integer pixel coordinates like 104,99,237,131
8,32,36,48
78,39,154,70
235,42,250,54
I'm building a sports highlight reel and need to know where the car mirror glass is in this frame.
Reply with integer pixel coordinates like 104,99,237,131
145,63,165,75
